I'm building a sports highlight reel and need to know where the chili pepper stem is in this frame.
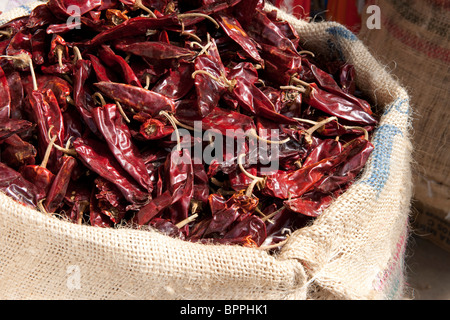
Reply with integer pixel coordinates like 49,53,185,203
41,130,57,169
248,128,290,145
37,199,49,214
0,54,37,90
257,236,290,251
344,125,369,141
92,92,106,106
56,46,64,69
261,206,285,222
298,50,315,57
175,213,199,229
237,153,265,197
159,111,181,152
280,85,307,94
73,46,82,62
180,21,202,43
191,70,236,92
177,13,220,29
298,116,338,144
134,0,157,18
115,101,131,123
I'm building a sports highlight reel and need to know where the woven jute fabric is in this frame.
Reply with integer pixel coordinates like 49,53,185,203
359,0,449,217
0,1,413,300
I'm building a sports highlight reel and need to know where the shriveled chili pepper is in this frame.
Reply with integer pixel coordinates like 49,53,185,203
315,137,374,194
44,155,77,213
94,176,128,224
303,61,374,116
151,61,194,100
0,162,46,208
46,0,103,19
243,8,298,54
1,133,37,169
98,44,142,87
86,15,179,47
73,136,150,205
26,4,59,29
0,118,34,141
92,103,153,191
0,65,11,121
94,81,175,116
339,63,356,95
217,14,264,67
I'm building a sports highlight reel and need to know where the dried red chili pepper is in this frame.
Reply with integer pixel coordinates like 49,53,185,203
0,65,11,121
0,119,34,142
73,137,149,205
94,81,175,116
217,14,264,67
92,103,153,191
98,44,142,87
0,162,46,208
1,134,37,169
44,155,77,213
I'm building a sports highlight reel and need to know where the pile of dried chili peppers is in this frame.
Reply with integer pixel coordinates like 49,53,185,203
0,0,377,249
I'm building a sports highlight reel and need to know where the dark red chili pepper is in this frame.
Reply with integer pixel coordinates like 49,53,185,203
98,44,142,87
5,71,24,120
162,149,194,233
138,117,174,140
133,189,172,225
30,29,46,66
64,181,91,224
339,63,356,95
302,138,343,167
73,136,149,205
26,4,59,29
302,83,377,126
27,89,65,171
116,40,196,61
94,176,128,224
243,8,298,54
217,14,264,67
92,103,153,191
0,119,34,142
86,15,179,47
20,164,55,195
94,81,175,116
88,53,119,83
1,134,37,169
44,155,77,213
0,65,11,120
152,61,194,100
72,58,99,134
222,214,267,247
89,187,114,228
283,193,335,217
315,137,374,194
304,61,373,116
0,162,46,208
46,0,103,19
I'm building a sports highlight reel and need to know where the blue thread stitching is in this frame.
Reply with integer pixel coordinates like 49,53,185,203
359,124,403,196
383,98,411,116
325,26,358,42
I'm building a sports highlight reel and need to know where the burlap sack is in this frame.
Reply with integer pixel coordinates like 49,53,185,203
0,1,413,300
358,0,449,252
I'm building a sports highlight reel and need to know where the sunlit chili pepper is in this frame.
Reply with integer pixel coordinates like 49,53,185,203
1,133,37,169
0,162,46,208
44,155,77,213
73,137,150,206
92,103,153,191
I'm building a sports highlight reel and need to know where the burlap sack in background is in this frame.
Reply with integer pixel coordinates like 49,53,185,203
0,1,413,300
359,0,450,252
